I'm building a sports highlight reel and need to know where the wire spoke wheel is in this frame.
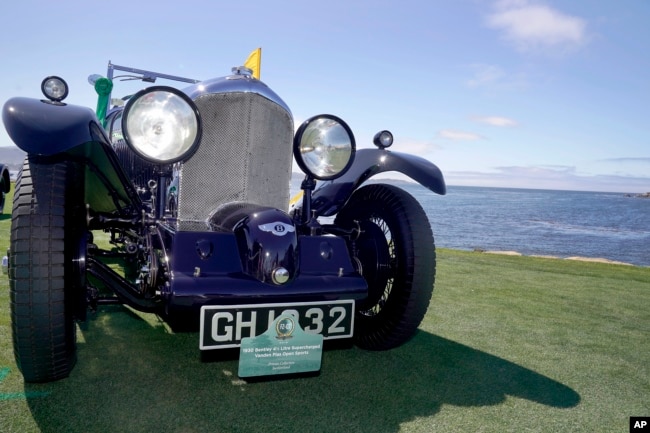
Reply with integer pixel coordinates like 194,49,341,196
358,216,395,317
335,183,436,350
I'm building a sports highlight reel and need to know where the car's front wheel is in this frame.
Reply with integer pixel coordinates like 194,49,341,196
335,183,436,350
9,157,85,382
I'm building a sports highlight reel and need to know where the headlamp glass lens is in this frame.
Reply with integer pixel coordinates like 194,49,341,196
124,88,199,163
296,116,354,179
41,76,68,101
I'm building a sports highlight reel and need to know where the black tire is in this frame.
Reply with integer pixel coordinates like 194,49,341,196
335,183,436,350
0,166,8,212
9,157,84,382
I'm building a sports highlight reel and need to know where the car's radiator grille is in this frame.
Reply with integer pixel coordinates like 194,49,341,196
176,92,293,229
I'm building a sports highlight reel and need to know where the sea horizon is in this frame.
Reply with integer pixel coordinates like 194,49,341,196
406,183,650,267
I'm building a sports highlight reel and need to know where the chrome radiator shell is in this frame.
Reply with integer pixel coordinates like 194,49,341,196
176,91,294,228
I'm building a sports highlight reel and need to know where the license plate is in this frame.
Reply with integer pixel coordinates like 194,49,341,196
199,300,355,350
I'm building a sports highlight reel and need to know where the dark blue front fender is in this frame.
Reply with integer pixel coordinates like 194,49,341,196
3,97,141,213
310,148,446,217
3,97,101,155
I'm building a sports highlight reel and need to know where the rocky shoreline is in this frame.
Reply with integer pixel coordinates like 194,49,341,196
479,249,637,266
625,192,650,198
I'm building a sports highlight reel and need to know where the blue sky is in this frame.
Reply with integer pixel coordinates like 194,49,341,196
1,0,648,192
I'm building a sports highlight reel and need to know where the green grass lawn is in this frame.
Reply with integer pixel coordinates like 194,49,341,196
1,182,649,432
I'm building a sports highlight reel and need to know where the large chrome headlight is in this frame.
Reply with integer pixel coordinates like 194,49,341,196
293,114,355,180
122,86,201,164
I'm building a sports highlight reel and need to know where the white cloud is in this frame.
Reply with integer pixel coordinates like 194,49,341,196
602,157,650,164
497,165,576,177
394,138,442,155
472,116,518,127
465,63,530,91
486,0,587,52
466,64,504,87
438,130,483,141
445,165,650,193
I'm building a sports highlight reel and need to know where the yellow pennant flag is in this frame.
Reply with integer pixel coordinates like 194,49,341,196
244,47,261,79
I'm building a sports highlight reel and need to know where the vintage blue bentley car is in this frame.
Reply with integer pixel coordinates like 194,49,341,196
2,61,446,382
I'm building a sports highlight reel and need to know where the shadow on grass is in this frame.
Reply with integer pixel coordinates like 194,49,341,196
23,306,579,433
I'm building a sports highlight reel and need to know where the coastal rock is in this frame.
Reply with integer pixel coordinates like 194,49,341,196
479,250,635,266
565,256,633,266
483,250,522,256
625,192,650,198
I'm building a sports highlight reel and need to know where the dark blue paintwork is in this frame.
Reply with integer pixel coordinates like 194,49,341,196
2,96,141,214
160,229,367,314
3,97,100,155
310,148,446,216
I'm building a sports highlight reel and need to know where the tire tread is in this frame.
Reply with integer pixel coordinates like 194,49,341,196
10,158,76,383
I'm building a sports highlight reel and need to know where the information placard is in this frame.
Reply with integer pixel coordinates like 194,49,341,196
238,314,324,378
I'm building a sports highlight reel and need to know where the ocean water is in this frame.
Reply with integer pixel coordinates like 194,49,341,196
293,178,650,266
401,184,650,267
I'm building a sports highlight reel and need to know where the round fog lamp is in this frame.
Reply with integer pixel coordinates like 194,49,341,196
41,76,69,102
373,130,393,149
